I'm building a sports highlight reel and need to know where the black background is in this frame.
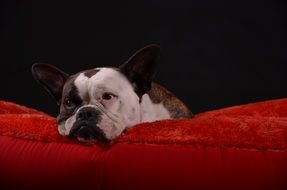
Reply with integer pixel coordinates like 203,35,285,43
1,0,287,116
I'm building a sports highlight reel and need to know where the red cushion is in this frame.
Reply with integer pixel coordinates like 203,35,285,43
0,99,287,190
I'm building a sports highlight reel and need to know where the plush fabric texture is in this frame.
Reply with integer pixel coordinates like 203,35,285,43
1,99,287,150
0,99,287,190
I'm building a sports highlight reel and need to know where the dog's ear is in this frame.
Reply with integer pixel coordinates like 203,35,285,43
119,44,160,97
32,63,69,105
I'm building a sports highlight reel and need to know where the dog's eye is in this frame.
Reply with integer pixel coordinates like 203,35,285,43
102,93,116,100
64,97,74,108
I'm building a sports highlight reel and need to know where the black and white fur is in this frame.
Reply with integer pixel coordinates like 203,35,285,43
32,45,192,142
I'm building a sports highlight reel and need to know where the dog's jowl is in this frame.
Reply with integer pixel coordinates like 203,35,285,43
32,44,192,142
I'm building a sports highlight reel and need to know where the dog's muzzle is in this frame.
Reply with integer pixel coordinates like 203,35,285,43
69,107,109,142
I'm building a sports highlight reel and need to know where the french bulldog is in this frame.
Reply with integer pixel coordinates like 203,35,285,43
32,44,192,142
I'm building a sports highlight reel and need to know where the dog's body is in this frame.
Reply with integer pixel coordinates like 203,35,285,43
32,45,192,142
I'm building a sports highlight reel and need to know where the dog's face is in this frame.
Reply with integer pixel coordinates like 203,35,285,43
57,68,142,142
32,45,160,142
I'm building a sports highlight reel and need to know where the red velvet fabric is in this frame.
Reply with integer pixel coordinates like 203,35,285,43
0,99,287,190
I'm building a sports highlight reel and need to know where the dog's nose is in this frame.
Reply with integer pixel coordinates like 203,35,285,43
76,107,99,121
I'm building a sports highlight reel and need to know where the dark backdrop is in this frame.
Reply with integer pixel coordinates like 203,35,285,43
1,0,287,116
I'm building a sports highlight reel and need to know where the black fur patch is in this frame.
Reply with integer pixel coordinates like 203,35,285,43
57,76,83,124
84,69,100,78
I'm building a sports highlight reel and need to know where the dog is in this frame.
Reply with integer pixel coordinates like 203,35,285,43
32,44,192,142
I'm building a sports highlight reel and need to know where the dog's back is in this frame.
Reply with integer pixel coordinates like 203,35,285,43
147,83,193,119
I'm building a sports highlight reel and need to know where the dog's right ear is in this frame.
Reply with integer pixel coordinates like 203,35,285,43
32,63,69,105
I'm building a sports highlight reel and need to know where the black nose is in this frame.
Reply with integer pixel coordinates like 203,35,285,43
76,107,99,121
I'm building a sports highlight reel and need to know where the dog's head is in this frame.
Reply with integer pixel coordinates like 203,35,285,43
32,45,160,142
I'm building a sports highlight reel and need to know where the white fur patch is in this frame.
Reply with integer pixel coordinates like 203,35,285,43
58,115,76,136
74,72,90,101
140,94,171,122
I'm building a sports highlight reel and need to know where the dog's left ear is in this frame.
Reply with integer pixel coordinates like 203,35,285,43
119,44,160,97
